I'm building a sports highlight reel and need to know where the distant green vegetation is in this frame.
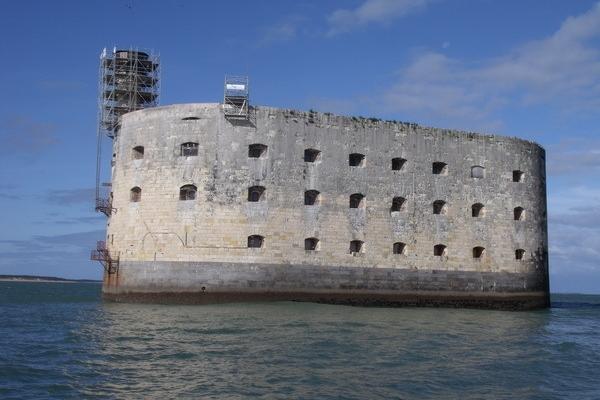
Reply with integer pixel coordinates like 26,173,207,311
0,275,100,283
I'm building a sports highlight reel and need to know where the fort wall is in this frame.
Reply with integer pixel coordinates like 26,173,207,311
103,103,549,309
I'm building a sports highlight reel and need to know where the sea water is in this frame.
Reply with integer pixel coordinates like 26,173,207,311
0,282,599,399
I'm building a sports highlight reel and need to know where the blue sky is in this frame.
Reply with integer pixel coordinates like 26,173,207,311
0,0,599,293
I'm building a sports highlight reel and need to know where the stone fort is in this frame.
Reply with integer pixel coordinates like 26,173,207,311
93,49,549,310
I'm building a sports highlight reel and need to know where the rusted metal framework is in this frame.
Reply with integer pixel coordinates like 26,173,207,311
223,75,249,119
95,47,160,217
95,196,114,218
90,241,120,274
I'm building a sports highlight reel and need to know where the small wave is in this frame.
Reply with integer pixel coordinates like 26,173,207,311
551,301,600,309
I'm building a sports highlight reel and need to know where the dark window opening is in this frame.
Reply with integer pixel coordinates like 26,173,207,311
390,196,406,213
305,237,319,251
433,200,447,215
130,187,141,202
249,144,268,158
349,193,365,208
349,153,365,167
513,170,524,182
514,207,525,221
350,240,364,254
471,165,485,178
433,162,448,175
132,146,144,160
393,242,406,255
181,117,200,121
434,244,447,257
304,148,321,163
181,142,198,157
304,190,320,206
515,249,526,260
248,186,266,202
472,203,484,217
473,246,485,259
392,157,407,171
179,184,197,201
248,235,264,248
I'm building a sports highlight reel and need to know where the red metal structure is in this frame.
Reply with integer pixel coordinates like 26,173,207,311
91,241,119,274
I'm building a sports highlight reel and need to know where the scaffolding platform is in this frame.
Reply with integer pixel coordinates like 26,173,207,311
223,75,249,119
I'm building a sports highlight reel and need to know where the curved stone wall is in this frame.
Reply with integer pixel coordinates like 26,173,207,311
103,103,549,309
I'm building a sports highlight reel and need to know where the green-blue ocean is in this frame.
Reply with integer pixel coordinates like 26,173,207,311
0,282,599,399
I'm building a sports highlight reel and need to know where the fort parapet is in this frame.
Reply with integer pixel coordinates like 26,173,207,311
102,103,549,310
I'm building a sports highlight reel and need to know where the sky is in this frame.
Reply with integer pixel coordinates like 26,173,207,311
0,0,599,293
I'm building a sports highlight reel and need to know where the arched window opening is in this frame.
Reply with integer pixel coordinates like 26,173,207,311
349,153,365,167
132,146,144,160
515,249,526,260
181,142,198,157
248,143,268,158
472,203,485,218
248,186,266,202
130,187,141,202
471,165,485,179
390,197,406,213
248,235,264,248
514,207,525,221
305,237,320,251
392,157,407,171
393,242,406,255
304,148,321,163
349,193,365,208
179,184,197,201
432,162,448,175
513,170,524,182
473,246,485,259
349,240,364,255
181,116,200,121
433,200,447,215
304,190,321,206
434,244,447,257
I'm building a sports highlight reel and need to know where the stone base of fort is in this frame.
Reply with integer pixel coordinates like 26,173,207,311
103,261,550,311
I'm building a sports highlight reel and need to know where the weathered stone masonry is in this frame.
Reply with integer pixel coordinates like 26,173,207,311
103,103,549,309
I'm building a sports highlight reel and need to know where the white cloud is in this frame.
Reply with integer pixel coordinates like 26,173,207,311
327,0,431,36
549,222,600,276
259,16,305,45
548,186,600,219
547,186,600,278
0,116,59,156
546,140,600,176
480,3,600,106
382,2,600,131
383,53,505,131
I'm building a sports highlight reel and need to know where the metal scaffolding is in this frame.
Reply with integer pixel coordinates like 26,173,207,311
99,48,160,135
223,75,249,119
95,47,160,217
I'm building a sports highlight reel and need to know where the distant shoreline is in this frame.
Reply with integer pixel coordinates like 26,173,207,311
0,275,101,284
